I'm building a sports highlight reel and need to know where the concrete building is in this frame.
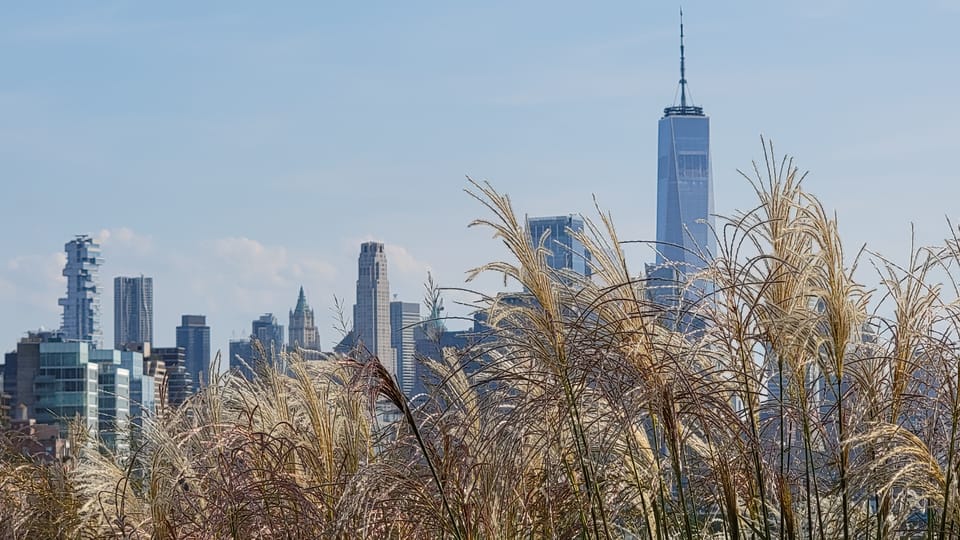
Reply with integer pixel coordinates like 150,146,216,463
176,315,210,394
289,286,320,351
353,242,396,373
390,300,420,396
59,235,104,347
114,276,154,349
3,330,62,422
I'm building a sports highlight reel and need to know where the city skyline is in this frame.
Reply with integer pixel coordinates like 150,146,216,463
2,3,959,359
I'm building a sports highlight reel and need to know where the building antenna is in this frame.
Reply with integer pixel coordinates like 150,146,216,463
679,7,687,109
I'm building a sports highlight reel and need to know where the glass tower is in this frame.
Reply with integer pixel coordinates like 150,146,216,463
59,235,103,347
252,313,285,356
390,300,421,396
33,341,100,437
176,315,210,394
651,11,715,310
114,275,154,349
526,215,592,278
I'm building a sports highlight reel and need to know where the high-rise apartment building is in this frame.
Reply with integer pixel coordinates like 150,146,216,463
526,215,591,278
114,275,154,348
176,315,210,394
650,11,716,310
353,242,396,373
289,287,320,350
390,300,420,396
59,235,103,347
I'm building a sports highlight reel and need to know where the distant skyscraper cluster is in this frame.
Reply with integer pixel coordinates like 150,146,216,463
0,12,720,457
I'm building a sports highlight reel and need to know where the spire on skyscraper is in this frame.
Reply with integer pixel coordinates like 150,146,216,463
665,8,703,117
679,7,687,108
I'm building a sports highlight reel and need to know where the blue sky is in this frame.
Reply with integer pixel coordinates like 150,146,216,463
2,2,959,357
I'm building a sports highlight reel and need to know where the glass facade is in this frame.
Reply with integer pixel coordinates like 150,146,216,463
176,315,210,394
96,362,130,454
655,114,715,272
33,342,99,437
92,349,152,429
526,215,591,278
390,301,421,396
152,347,188,408
114,275,154,349
229,338,255,380
252,313,284,359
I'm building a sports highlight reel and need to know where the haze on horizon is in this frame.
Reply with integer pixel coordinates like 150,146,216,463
1,1,958,358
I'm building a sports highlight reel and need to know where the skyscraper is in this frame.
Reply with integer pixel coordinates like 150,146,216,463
114,275,154,348
252,313,284,353
390,300,420,396
33,341,100,437
353,242,396,373
288,287,320,350
651,11,716,307
526,215,591,278
151,346,188,408
175,315,210,394
59,235,103,347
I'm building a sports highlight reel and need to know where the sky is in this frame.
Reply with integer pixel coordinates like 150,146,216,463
2,2,959,359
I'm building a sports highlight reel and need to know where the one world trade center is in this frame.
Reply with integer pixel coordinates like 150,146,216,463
649,10,716,322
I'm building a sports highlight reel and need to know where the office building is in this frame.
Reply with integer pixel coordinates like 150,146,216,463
59,235,104,347
289,287,320,351
652,13,715,280
33,341,100,437
648,12,716,328
228,338,255,379
526,215,591,278
92,348,152,429
3,330,62,421
151,346,188,408
176,315,210,394
252,313,284,356
390,301,420,396
94,360,130,454
114,276,154,349
352,242,396,373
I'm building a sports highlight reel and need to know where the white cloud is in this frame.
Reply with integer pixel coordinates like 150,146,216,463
96,227,154,256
